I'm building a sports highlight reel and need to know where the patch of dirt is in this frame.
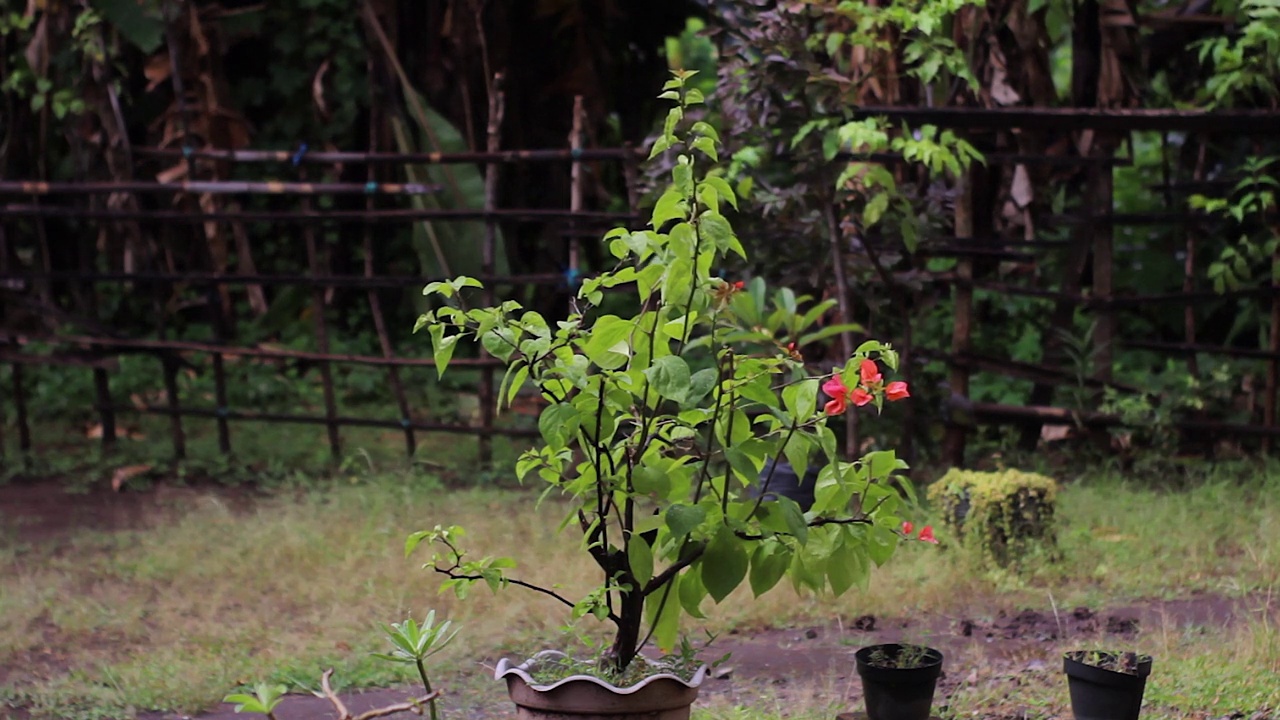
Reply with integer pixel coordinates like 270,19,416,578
0,476,256,548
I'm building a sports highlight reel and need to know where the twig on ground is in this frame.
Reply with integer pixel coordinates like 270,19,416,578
317,668,442,720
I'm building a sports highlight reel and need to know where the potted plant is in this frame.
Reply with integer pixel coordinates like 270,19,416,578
853,643,944,720
410,71,922,720
1063,650,1153,720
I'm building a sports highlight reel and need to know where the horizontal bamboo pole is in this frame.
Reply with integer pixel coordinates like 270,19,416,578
836,152,1132,167
133,146,644,165
109,404,540,437
0,204,637,224
0,180,440,196
0,271,567,289
1123,339,1280,361
0,348,116,368
971,401,1280,437
852,106,1280,133
6,334,506,368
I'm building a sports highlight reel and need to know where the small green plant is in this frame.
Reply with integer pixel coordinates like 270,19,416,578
224,683,287,720
865,643,937,670
372,611,459,720
1066,650,1152,676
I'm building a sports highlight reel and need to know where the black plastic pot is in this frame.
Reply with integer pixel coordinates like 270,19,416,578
1063,652,1153,720
854,644,944,720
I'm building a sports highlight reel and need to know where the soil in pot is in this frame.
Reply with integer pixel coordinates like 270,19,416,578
1063,651,1153,720
854,644,944,720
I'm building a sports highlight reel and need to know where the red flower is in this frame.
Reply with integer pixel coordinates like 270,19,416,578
918,526,938,544
850,388,873,407
822,375,850,416
901,521,914,535
885,381,910,401
859,359,882,386
733,280,746,290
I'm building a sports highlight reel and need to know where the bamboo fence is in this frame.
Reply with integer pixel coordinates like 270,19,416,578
2,105,1280,468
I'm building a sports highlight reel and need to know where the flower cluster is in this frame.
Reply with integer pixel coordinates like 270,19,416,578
901,521,938,544
820,359,909,416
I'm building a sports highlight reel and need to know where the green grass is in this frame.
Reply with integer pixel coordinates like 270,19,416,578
2,463,1279,718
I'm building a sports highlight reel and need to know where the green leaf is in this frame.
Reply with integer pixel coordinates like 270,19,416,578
692,136,719,162
863,193,890,226
749,542,790,597
700,213,735,252
581,315,634,369
701,176,738,210
538,403,580,447
645,574,682,652
777,497,808,544
651,188,688,229
686,368,718,405
628,535,655,588
867,524,899,567
677,566,708,618
702,525,749,603
645,355,692,404
826,539,868,596
428,325,459,378
673,160,694,197
662,312,697,341
782,379,819,419
666,504,706,540
505,365,529,406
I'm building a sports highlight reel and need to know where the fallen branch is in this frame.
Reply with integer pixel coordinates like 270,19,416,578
317,668,442,720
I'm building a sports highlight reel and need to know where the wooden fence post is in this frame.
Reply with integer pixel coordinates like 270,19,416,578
944,168,974,467
478,75,506,467
300,167,342,462
1092,141,1115,383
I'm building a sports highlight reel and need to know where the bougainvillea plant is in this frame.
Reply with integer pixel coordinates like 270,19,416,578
409,71,926,678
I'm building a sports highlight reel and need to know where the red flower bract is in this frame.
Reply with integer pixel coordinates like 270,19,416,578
901,521,914,535
822,375,850,416
918,526,938,544
886,381,910,401
850,388,873,407
859,358,882,386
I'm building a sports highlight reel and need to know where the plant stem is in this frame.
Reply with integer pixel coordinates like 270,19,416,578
415,658,439,720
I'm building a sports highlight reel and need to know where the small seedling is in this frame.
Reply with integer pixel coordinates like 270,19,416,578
1066,650,1151,676
866,644,935,669
372,611,460,720
223,682,287,720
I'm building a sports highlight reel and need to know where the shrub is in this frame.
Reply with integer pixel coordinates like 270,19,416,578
927,469,1058,566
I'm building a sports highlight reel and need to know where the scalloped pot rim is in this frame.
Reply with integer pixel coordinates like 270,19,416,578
494,650,710,693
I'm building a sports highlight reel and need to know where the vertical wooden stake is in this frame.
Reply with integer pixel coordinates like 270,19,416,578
569,96,585,279
1092,151,1115,383
205,279,232,456
365,95,416,459
944,169,974,468
300,168,342,461
93,361,116,453
12,363,30,453
1185,137,1208,377
162,355,186,459
478,75,506,467
824,202,859,459
1268,249,1280,454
